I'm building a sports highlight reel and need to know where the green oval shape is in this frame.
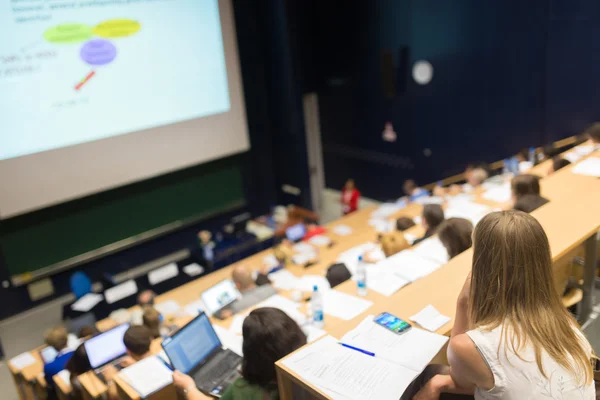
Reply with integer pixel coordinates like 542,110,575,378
44,24,93,44
93,19,141,38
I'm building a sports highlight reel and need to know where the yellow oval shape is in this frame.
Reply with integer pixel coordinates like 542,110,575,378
93,19,141,38
44,24,93,44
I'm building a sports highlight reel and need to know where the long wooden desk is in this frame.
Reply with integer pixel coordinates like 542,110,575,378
10,145,598,400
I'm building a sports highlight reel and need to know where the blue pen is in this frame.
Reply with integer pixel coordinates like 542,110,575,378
338,342,375,357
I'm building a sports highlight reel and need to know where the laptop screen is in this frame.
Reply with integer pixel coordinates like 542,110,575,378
84,323,130,368
162,313,221,374
285,223,306,242
201,280,240,314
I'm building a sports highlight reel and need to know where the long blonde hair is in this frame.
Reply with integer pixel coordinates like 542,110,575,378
469,210,593,384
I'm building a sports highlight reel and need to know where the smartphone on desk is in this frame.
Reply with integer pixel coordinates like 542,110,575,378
374,312,412,335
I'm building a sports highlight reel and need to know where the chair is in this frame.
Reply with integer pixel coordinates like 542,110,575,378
69,272,92,299
326,263,351,288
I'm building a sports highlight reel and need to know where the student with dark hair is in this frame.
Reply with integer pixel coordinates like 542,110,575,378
510,173,541,204
413,204,445,245
437,218,473,259
142,305,162,339
551,157,571,173
396,217,416,232
514,194,549,213
65,344,93,400
172,307,307,400
402,179,428,202
541,145,560,160
584,121,600,145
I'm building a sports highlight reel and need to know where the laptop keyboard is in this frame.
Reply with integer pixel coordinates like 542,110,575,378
195,351,241,389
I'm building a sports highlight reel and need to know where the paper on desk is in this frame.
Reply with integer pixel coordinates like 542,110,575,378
214,325,243,356
333,224,353,236
309,235,331,246
368,218,394,233
263,254,279,269
572,157,600,177
341,315,449,371
322,290,373,320
295,274,331,293
291,251,316,265
183,263,204,277
574,144,596,156
119,356,173,398
356,267,409,296
282,335,414,400
414,196,444,205
482,184,512,203
413,237,450,265
256,295,306,325
57,370,71,388
71,293,103,312
10,352,36,369
156,350,171,366
410,305,451,332
154,300,180,316
148,263,179,285
302,324,327,343
444,201,491,226
105,280,138,304
67,334,82,350
371,203,402,219
337,242,377,273
293,242,314,254
183,299,204,317
413,215,422,225
404,232,418,244
519,161,534,173
382,250,443,282
268,269,300,290
228,314,246,335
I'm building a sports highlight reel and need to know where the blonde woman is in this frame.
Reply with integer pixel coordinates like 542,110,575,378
409,210,595,399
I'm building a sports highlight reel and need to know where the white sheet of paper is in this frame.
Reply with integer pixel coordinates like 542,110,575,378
183,263,204,277
10,352,36,369
572,157,600,177
291,252,316,265
333,224,353,236
148,263,179,285
156,350,171,366
293,242,314,254
71,293,103,312
404,232,418,244
302,324,327,343
309,235,331,246
118,356,173,398
413,215,422,225
361,268,409,296
154,300,180,316
371,203,401,219
228,314,246,335
341,315,449,371
268,269,300,290
322,290,373,320
256,295,306,325
56,370,71,387
104,280,138,304
263,254,279,269
67,334,81,350
413,237,450,265
414,196,444,205
482,184,512,203
564,152,582,164
574,144,596,156
444,201,491,226
382,250,444,282
368,218,394,233
213,325,243,356
337,242,377,273
183,299,204,317
295,275,331,293
410,305,451,332
282,335,415,400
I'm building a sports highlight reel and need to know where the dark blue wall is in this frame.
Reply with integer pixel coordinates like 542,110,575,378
289,0,600,200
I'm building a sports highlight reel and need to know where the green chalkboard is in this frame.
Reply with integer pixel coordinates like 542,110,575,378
0,155,245,279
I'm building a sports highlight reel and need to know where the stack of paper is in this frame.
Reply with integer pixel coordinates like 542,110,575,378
410,305,451,332
309,235,331,246
333,224,353,236
341,315,449,371
268,269,300,290
572,157,600,177
413,237,450,265
295,274,331,293
105,280,138,304
481,184,512,203
183,263,204,277
380,250,443,282
282,335,416,400
71,293,103,312
148,263,179,285
371,203,402,219
118,357,173,398
10,352,36,369
154,300,180,316
322,290,373,320
213,325,243,356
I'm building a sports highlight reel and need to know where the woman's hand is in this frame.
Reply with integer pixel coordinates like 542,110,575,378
102,365,119,382
412,374,445,400
457,272,472,308
172,370,195,391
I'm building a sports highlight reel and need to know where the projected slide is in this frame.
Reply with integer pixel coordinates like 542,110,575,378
0,0,230,161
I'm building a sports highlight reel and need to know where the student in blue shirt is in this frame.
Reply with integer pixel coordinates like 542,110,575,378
43,327,74,398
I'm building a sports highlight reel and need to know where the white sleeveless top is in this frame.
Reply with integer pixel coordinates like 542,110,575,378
467,325,595,400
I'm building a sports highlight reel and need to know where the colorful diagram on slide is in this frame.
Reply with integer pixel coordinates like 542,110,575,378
43,19,140,91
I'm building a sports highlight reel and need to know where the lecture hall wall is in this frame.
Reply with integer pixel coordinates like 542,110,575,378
285,0,600,201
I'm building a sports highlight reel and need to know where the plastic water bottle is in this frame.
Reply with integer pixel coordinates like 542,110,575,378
356,255,367,296
311,285,324,328
528,146,536,165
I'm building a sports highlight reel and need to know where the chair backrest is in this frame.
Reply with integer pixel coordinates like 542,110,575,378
326,263,351,288
70,272,92,299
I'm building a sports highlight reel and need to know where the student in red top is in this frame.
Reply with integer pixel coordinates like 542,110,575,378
303,220,327,241
341,179,360,215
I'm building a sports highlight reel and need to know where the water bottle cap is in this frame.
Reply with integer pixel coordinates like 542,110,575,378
358,255,363,261
313,285,318,291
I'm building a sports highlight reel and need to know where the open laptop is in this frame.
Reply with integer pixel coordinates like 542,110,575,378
84,323,130,377
201,280,241,317
285,223,306,243
162,313,241,398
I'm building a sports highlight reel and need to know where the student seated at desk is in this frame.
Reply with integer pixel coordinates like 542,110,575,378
406,211,595,399
173,307,307,400
341,178,360,215
434,165,489,196
65,344,94,400
223,266,277,316
43,327,75,397
513,194,549,213
413,204,445,246
437,218,473,259
137,289,156,307
402,179,429,202
364,231,410,263
142,305,162,339
303,220,327,241
584,121,600,148
550,157,571,174
396,216,416,231
510,173,543,204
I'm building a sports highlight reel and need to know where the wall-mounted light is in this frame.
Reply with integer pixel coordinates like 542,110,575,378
412,60,433,85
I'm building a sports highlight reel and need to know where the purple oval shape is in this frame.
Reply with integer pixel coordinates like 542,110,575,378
80,39,116,66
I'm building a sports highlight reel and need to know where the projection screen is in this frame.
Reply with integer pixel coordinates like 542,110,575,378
0,0,249,218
